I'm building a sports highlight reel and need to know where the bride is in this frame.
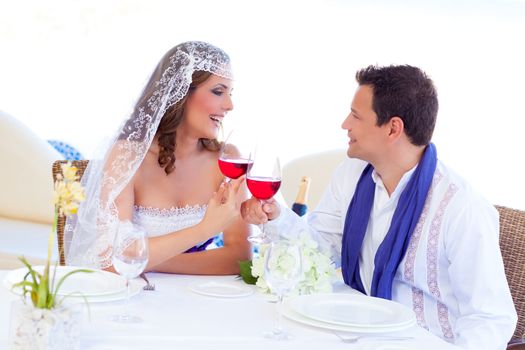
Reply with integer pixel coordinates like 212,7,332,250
65,41,252,274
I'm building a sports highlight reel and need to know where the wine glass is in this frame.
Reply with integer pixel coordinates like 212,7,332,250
264,240,302,340
246,149,281,244
218,129,254,182
111,221,149,323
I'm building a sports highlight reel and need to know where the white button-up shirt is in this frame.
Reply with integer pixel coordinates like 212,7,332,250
269,157,517,350
359,165,416,295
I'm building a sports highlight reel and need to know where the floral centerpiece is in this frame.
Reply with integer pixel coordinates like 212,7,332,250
240,231,337,295
9,162,90,350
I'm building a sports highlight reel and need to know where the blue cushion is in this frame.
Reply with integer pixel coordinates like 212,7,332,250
47,140,83,160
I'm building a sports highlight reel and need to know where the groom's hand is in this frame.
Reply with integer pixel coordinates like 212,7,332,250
240,197,280,224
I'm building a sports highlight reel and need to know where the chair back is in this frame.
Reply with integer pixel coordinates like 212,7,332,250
51,160,89,265
281,149,346,208
497,205,525,340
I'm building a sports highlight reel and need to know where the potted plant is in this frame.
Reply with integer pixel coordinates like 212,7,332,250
9,162,91,350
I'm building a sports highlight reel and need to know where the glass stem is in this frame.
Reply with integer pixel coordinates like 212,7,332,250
260,199,267,240
124,279,130,317
275,293,284,333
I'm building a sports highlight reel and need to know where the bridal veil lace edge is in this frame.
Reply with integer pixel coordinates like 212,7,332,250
65,41,233,269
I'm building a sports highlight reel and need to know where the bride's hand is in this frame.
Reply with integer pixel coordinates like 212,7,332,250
200,176,245,234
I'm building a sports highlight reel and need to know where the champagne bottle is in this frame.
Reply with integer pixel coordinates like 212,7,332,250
291,176,311,216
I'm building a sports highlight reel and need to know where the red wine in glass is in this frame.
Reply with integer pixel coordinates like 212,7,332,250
245,153,281,245
218,158,254,180
246,176,281,200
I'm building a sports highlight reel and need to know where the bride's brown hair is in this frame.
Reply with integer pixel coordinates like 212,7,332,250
156,70,221,175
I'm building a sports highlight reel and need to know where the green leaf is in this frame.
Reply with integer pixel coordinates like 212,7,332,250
19,257,40,287
12,281,36,290
238,260,257,285
16,255,93,310
36,273,49,308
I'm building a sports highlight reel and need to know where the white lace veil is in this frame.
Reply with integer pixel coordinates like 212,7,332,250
65,41,233,269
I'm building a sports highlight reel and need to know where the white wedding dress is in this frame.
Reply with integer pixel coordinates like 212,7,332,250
132,204,217,251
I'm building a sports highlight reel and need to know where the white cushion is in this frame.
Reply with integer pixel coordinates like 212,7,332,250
0,251,48,269
0,216,56,268
0,110,63,224
281,149,347,209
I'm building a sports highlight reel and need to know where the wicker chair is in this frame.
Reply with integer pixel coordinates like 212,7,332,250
497,205,525,344
509,343,525,350
51,160,89,265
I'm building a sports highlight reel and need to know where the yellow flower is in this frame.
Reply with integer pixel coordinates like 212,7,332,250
54,162,86,216
15,161,90,310
61,163,80,182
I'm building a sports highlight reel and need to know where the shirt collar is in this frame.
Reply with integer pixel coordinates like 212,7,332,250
371,164,418,199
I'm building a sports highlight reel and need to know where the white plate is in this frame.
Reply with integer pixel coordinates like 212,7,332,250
80,279,142,303
188,281,254,298
282,299,416,333
3,265,126,297
287,293,416,329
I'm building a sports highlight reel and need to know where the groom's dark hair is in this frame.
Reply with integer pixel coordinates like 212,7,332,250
356,65,438,146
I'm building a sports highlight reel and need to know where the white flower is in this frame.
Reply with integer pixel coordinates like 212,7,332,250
251,230,337,295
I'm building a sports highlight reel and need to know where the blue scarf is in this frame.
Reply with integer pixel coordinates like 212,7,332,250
341,143,437,299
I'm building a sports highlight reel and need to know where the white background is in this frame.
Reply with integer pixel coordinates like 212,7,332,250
1,0,524,209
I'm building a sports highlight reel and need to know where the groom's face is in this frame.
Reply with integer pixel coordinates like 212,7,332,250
341,85,390,163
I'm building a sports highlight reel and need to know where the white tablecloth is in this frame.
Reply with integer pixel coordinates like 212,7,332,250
0,270,461,350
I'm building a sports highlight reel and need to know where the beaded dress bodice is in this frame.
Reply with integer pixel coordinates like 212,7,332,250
133,204,207,237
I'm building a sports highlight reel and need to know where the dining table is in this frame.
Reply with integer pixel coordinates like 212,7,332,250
0,269,462,350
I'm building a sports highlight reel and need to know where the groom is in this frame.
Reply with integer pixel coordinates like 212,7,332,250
240,65,517,349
